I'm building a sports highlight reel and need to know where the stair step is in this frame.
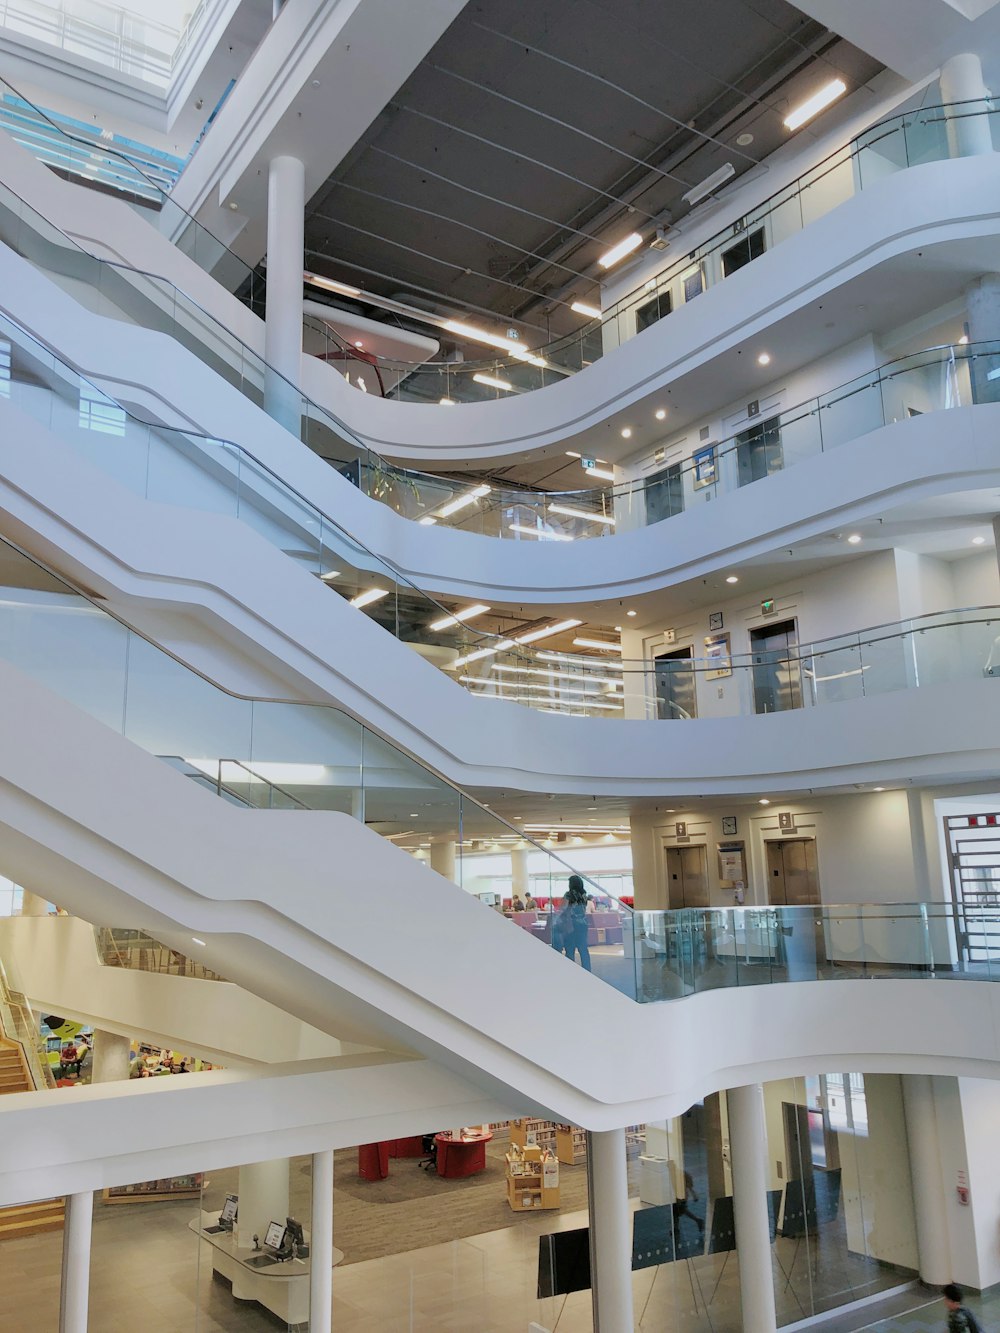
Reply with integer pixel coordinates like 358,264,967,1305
0,1200,65,1240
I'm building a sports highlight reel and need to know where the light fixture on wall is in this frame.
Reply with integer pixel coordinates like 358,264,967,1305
783,78,848,132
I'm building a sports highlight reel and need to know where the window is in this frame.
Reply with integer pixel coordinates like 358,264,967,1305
721,227,765,277
79,382,126,435
683,268,705,302
635,288,672,333
644,462,683,524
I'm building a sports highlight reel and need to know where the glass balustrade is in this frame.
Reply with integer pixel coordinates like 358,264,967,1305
2,306,997,724
1,537,999,1003
0,70,997,549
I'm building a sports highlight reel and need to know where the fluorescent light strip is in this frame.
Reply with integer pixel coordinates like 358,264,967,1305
350,587,390,609
570,300,601,319
462,677,604,698
549,504,616,526
429,603,491,631
509,523,574,541
582,465,616,482
449,639,514,669
514,619,583,646
473,372,514,392
537,650,624,670
573,637,623,653
523,824,629,834
493,665,620,686
320,569,341,581
783,78,847,131
419,516,437,526
437,484,491,518
598,232,643,269
682,162,736,207
444,320,546,367
303,271,362,297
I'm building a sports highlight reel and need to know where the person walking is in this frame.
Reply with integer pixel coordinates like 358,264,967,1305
564,874,592,972
942,1284,983,1332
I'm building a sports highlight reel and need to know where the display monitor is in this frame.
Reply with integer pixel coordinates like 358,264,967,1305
284,1217,304,1248
537,1226,591,1298
264,1220,286,1251
220,1195,238,1224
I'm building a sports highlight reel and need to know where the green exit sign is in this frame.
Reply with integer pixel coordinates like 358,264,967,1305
761,599,776,615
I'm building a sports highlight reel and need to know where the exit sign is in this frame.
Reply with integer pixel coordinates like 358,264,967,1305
761,599,776,615
581,457,597,470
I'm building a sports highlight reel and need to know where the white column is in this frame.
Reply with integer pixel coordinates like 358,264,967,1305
237,1159,290,1251
263,154,305,431
20,888,49,916
309,1149,334,1333
586,1129,634,1332
511,846,529,898
901,1075,952,1284
939,54,994,157
91,1030,131,1084
431,840,457,883
350,786,365,824
727,1083,777,1333
59,1191,93,1333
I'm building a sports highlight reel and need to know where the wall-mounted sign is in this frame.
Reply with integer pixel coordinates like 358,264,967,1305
581,458,597,470
663,627,676,644
704,632,732,680
675,821,687,837
693,443,717,489
747,399,760,418
761,599,776,616
778,812,795,831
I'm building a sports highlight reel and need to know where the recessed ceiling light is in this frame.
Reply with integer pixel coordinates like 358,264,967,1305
726,575,739,584
959,334,970,345
614,625,622,632
626,609,637,617
784,78,848,132
757,352,771,366
571,300,602,319
598,232,643,269
847,533,862,545
758,798,770,805
192,937,206,946
228,201,239,211
736,132,755,146
409,813,419,818
354,340,364,349
655,408,667,420
873,787,885,792
972,535,987,545
566,450,581,458
350,587,391,608
439,397,456,405
621,427,632,439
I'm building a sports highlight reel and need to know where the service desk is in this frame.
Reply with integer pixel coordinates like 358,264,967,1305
435,1131,493,1178
189,1211,343,1325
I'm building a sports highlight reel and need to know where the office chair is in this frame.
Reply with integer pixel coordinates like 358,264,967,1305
418,1133,438,1171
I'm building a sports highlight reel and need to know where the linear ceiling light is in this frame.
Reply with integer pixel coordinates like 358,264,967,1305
444,320,545,367
514,619,583,646
493,664,620,686
437,484,491,518
350,587,391,609
573,637,623,653
473,372,514,392
783,78,847,131
509,523,574,541
581,465,616,482
429,603,491,631
439,397,456,405
570,300,602,319
303,272,362,297
548,504,615,526
537,650,623,668
418,516,437,526
682,163,737,207
320,569,341,581
598,232,643,269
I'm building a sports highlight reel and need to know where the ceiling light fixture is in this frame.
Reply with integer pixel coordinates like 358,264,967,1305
649,226,670,251
598,232,643,269
682,162,736,207
581,465,616,482
783,78,848,132
320,569,341,581
847,533,862,545
972,535,987,546
726,575,739,584
436,484,491,518
626,609,637,617
514,619,583,646
192,937,207,946
444,320,545,366
873,787,886,792
572,637,623,652
303,272,362,298
565,450,582,459
759,798,770,805
509,523,574,541
959,334,970,345
419,516,437,526
571,300,602,319
655,408,666,420
757,352,771,366
549,504,616,526
350,587,390,609
472,372,515,392
429,603,491,631
439,397,456,405
449,641,514,669
620,427,632,439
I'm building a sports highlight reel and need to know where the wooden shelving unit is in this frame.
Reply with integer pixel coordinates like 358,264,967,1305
509,1118,556,1152
555,1124,588,1165
505,1145,560,1212
102,1174,203,1204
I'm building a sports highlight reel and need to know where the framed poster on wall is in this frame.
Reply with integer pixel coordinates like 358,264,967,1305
692,443,717,488
704,632,731,679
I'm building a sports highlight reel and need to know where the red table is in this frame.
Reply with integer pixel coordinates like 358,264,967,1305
388,1136,425,1158
434,1131,493,1178
357,1141,390,1180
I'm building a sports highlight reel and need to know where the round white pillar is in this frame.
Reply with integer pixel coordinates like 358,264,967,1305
59,1191,93,1333
586,1129,634,1332
20,889,49,916
901,1074,953,1284
431,840,457,883
237,1158,290,1251
511,846,529,898
263,154,306,431
727,1083,777,1333
91,1030,131,1084
939,54,994,157
350,786,365,824
309,1149,334,1333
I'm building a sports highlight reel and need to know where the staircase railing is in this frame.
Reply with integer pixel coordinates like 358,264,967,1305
0,954,54,1088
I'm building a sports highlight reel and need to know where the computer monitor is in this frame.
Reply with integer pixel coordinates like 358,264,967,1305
284,1217,305,1249
220,1195,238,1224
264,1220,286,1251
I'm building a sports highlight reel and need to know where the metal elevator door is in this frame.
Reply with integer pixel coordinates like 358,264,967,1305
750,618,803,714
666,845,710,909
766,839,821,906
654,646,697,720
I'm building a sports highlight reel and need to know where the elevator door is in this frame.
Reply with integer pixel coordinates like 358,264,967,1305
736,414,782,486
750,618,803,714
766,839,820,906
654,647,697,720
666,845,710,909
